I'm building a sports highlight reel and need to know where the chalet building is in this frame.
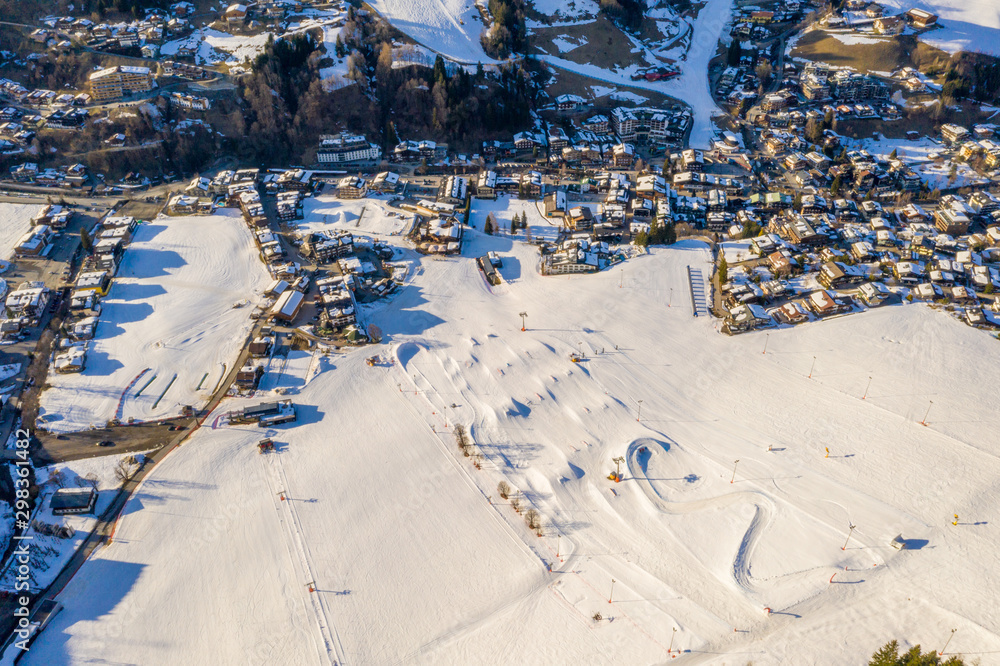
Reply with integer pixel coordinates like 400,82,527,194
475,170,497,199
857,282,890,307
519,171,542,198
566,206,595,231
544,191,568,218
437,176,468,205
874,16,903,34
723,304,773,334
807,289,850,316
906,8,938,27
818,261,864,289
370,171,400,193
582,115,609,134
276,169,312,192
773,301,810,324
336,175,367,199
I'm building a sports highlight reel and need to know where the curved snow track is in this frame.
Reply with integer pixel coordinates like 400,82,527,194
626,437,775,597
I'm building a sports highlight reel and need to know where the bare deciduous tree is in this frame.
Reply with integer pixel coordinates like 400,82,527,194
497,480,511,499
113,457,139,485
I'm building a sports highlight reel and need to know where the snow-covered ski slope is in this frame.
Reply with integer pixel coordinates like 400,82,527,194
27,230,1000,664
366,0,495,63
38,210,271,431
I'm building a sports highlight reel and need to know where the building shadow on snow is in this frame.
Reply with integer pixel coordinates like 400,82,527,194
120,244,187,278
20,559,153,664
497,255,521,281
95,302,154,341
77,348,125,377
106,282,168,303
376,286,446,339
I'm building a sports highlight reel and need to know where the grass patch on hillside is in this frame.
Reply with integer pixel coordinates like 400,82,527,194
836,103,991,140
791,30,950,77
530,15,651,70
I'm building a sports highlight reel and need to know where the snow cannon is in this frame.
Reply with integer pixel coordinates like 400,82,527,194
570,353,584,363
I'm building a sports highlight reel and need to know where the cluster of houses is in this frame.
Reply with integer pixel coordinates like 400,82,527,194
478,107,692,167
719,2,938,121
30,10,192,57
165,164,389,340
10,204,74,261
6,162,89,189
719,190,1000,334
825,3,939,32
729,0,804,42
42,215,141,372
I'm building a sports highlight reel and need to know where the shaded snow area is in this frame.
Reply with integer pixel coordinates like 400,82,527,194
25,228,1000,664
366,0,495,64
829,33,892,47
38,210,271,432
877,0,1000,55
0,203,41,262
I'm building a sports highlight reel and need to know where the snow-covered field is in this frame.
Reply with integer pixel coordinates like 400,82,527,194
162,28,271,66
366,0,495,64
202,29,273,63
38,211,271,432
25,225,1000,664
0,203,40,262
528,0,598,22
470,197,562,242
878,0,1000,55
298,194,413,237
